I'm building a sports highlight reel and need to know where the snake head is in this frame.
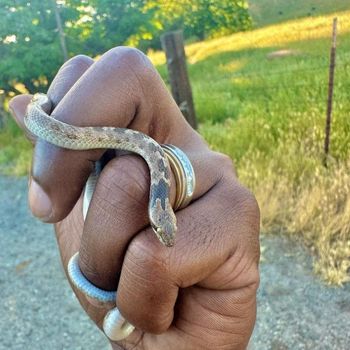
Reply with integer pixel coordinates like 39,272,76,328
150,199,177,247
151,220,176,247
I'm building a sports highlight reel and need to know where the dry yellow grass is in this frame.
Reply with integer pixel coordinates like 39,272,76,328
239,153,350,285
203,108,350,285
149,10,350,65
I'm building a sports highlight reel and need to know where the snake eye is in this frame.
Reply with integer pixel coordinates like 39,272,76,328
151,223,162,237
151,222,158,232
150,222,174,247
155,226,165,238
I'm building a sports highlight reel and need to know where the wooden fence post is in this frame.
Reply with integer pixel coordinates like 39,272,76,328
161,30,197,129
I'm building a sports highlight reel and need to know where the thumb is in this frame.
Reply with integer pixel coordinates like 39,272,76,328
9,54,94,221
9,94,35,143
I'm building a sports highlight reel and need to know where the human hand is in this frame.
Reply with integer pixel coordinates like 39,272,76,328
9,47,260,350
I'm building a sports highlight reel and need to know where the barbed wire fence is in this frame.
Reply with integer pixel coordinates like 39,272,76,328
162,18,348,163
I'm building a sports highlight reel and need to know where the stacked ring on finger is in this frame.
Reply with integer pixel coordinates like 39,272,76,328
162,144,196,210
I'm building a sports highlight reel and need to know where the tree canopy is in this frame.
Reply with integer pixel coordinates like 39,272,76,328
0,0,251,96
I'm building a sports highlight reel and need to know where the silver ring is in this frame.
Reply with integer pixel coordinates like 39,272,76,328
103,308,135,341
68,252,116,303
162,144,196,209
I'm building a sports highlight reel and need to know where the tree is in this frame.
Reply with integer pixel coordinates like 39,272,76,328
0,0,157,95
184,0,252,40
76,0,156,55
0,0,251,96
137,0,252,49
0,0,80,95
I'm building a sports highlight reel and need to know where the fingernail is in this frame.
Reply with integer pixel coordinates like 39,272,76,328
28,179,53,221
103,308,135,341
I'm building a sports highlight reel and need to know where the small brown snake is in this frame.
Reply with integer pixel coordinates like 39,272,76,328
25,93,177,247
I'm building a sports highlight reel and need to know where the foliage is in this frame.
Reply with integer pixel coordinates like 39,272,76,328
145,0,251,44
183,0,251,39
71,0,156,55
0,0,251,95
0,0,69,94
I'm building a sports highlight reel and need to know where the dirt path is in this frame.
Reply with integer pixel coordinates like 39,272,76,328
1,176,349,349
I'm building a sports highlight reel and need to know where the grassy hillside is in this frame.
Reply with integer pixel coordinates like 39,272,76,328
149,11,350,285
248,0,350,27
1,11,350,284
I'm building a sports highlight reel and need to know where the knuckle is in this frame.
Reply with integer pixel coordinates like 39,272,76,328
107,46,153,73
237,187,260,227
99,47,158,104
212,151,238,177
129,235,169,274
69,54,93,67
61,54,93,71
241,187,260,217
128,230,169,284
224,180,260,236
217,152,234,167
49,54,93,106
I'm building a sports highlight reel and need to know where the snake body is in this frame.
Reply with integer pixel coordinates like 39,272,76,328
25,93,177,247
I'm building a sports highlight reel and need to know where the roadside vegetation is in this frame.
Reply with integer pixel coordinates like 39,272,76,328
1,6,349,284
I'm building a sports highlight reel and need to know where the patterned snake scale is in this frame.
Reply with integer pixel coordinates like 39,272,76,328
25,93,177,247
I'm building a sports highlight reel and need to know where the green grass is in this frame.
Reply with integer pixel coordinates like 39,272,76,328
0,117,31,175
1,10,350,284
149,11,350,284
248,0,350,27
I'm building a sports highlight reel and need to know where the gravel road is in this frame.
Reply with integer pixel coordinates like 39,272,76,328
1,175,349,349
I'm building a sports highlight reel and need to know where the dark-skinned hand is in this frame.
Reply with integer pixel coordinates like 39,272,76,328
9,47,260,350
